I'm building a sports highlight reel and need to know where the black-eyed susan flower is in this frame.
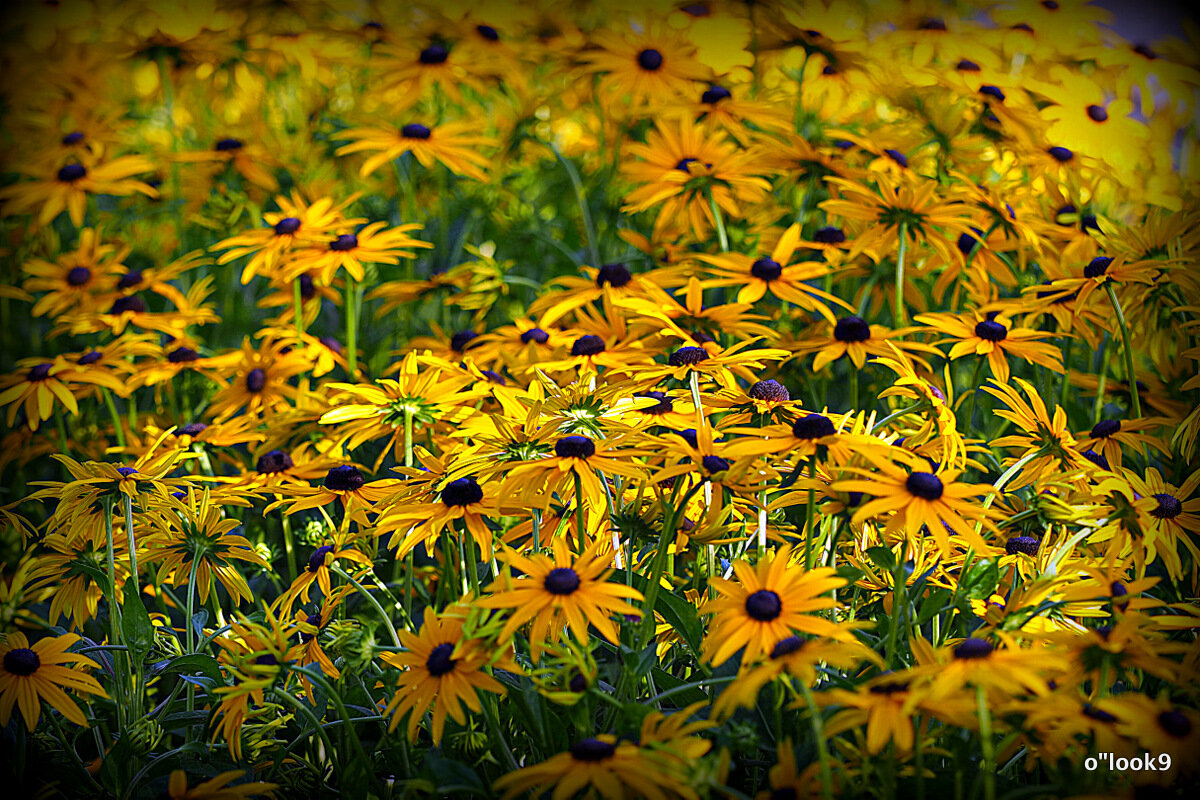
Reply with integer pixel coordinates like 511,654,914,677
380,606,509,743
582,22,712,111
493,735,697,800
205,338,309,422
213,191,354,285
916,311,1063,383
20,227,124,318
0,154,158,227
334,120,493,181
477,537,642,660
700,544,849,666
0,631,107,730
0,356,127,431
283,221,431,284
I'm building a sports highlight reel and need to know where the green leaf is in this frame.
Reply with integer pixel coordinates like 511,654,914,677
960,558,1000,601
155,653,225,686
120,582,155,663
917,587,953,626
614,569,703,656
866,546,896,572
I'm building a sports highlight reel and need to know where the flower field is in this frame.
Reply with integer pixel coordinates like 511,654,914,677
2,1,1200,797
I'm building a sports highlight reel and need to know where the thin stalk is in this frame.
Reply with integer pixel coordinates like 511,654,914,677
1093,337,1110,424
273,688,339,773
800,682,835,800
870,402,929,433
552,146,600,268
706,187,730,252
293,278,305,346
894,221,909,325
482,691,520,771
573,470,587,553
102,388,126,448
804,461,817,568
346,277,359,379
958,356,987,434
333,564,400,647
48,711,106,795
403,406,414,467
977,684,996,800
281,512,298,584
123,494,139,590
1059,336,1074,411
886,559,907,669
1103,283,1143,420
102,501,125,728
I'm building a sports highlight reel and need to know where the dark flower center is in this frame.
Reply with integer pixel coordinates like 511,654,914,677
883,148,908,167
324,465,365,492
745,589,782,621
1084,256,1112,279
66,266,92,286
254,654,278,666
570,738,615,762
57,163,86,182
320,336,341,354
1005,536,1040,556
637,391,674,415
1110,581,1128,598
300,613,322,642
792,413,835,440
676,429,698,448
116,467,138,477
822,64,837,75
441,477,483,507
401,123,431,140
748,379,789,402
1151,493,1183,519
570,334,605,356
426,643,457,676
1091,419,1120,438
78,351,103,365
178,422,207,436
215,137,244,151
917,17,947,30
27,363,53,381
953,637,993,659
1083,703,1117,723
568,672,588,693
637,48,664,71
979,85,1005,101
3,647,40,676
476,24,499,41
555,435,595,460
1086,104,1108,122
702,455,729,474
906,472,944,500
544,567,581,595
520,327,550,344
770,635,805,658
419,43,449,64
974,320,1008,342
669,346,709,366
675,157,700,173
274,217,301,235
330,234,358,251
1157,710,1191,738
245,368,266,393
1081,214,1099,231
256,449,294,473
167,346,199,363
1011,23,1034,32
1047,146,1074,163
111,295,146,314
956,59,981,71
1082,449,1110,470
833,316,871,343
117,270,144,289
1133,43,1158,59
701,84,731,104
957,229,984,256
750,257,783,282
62,131,85,145
450,330,477,352
307,545,334,572
481,369,505,385
813,226,846,244
595,262,632,287
869,680,910,695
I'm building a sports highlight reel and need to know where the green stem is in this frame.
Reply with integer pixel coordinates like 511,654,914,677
346,277,359,379
332,565,400,647
123,494,139,591
552,146,600,268
977,684,996,800
706,187,730,252
102,388,126,448
403,406,414,467
573,470,587,553
887,559,907,669
870,402,929,433
1103,283,1143,420
804,461,816,569
102,501,125,729
800,682,835,800
48,711,105,795
894,221,909,325
1058,336,1074,411
958,356,987,435
281,512,298,585
273,687,339,773
1093,336,1110,424
482,691,519,771
293,277,306,346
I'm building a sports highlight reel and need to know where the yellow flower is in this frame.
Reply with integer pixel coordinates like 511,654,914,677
0,631,107,730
